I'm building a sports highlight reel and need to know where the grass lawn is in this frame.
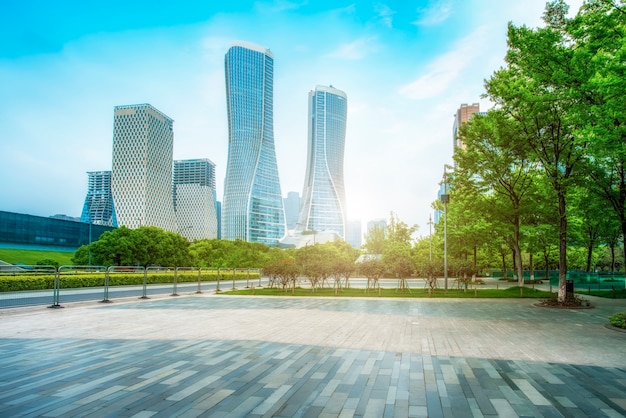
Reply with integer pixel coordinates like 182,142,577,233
582,289,626,299
223,285,553,299
0,248,74,266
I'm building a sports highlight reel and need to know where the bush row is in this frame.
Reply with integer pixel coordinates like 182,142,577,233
0,271,260,292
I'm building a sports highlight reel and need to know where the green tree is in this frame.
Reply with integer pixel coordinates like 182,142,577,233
456,111,537,285
36,258,59,269
326,240,359,288
71,245,90,265
572,0,626,269
296,243,339,290
189,239,271,268
383,243,414,291
363,224,386,254
90,226,137,266
485,1,590,301
263,252,299,291
358,258,385,291
133,226,182,267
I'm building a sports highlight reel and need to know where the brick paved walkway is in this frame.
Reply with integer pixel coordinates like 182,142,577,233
0,294,625,417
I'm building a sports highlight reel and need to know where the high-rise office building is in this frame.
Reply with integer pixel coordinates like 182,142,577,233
173,159,218,241
453,103,480,150
283,191,300,231
222,41,286,246
297,85,348,238
80,171,117,227
216,201,222,240
366,218,387,236
111,103,177,231
346,219,362,249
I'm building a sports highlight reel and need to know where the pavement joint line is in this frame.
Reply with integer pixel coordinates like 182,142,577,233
0,294,624,417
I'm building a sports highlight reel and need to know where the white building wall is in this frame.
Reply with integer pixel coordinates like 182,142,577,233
111,104,177,232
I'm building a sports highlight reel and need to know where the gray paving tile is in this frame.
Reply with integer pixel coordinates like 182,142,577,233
0,295,625,417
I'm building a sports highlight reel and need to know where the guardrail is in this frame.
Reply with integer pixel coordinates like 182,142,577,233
0,266,263,309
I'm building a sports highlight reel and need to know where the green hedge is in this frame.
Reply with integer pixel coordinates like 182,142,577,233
609,312,626,329
0,271,260,292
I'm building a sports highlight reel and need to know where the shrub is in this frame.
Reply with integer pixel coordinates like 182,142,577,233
0,271,260,292
608,312,626,329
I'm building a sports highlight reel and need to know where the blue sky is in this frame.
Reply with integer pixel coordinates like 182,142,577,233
0,0,583,237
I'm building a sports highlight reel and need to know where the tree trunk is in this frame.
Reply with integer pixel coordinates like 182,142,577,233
512,248,517,281
557,189,568,302
501,252,506,279
544,252,550,280
610,242,616,273
585,239,594,273
513,216,524,287
529,253,534,281
473,244,477,268
621,218,626,274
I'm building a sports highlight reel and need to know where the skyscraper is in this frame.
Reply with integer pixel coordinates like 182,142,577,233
283,191,300,231
367,218,387,236
80,171,117,227
346,219,362,249
222,41,286,246
297,85,348,238
173,159,218,241
453,103,480,150
111,103,176,231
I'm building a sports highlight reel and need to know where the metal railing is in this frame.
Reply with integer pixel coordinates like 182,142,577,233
0,265,263,309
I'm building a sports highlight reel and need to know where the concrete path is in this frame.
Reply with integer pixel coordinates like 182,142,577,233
0,294,625,417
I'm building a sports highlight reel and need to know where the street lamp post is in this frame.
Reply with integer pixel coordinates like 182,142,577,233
440,165,452,291
88,221,92,266
428,214,433,262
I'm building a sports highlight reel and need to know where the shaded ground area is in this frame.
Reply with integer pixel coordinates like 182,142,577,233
0,295,625,417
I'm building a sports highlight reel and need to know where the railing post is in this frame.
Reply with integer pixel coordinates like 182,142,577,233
140,267,149,299
101,267,112,303
171,267,179,296
49,266,62,309
196,268,202,294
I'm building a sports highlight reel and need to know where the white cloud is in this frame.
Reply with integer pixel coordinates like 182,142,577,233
399,25,489,100
374,3,396,28
254,0,308,13
413,1,453,26
327,36,378,60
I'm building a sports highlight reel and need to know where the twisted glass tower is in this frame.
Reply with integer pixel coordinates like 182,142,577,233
80,171,117,227
223,41,286,245
297,85,348,238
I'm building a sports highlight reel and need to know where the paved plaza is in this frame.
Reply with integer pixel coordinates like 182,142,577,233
0,293,625,417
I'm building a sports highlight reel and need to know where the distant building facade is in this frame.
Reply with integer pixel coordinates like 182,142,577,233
80,170,117,227
111,104,177,232
0,210,114,250
283,191,300,231
222,41,286,246
297,85,348,238
173,159,218,241
216,201,222,240
453,103,480,150
346,219,362,249
50,214,81,222
366,218,387,236
437,103,481,223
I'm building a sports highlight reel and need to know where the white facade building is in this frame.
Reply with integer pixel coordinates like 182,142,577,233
173,159,218,241
111,103,177,231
